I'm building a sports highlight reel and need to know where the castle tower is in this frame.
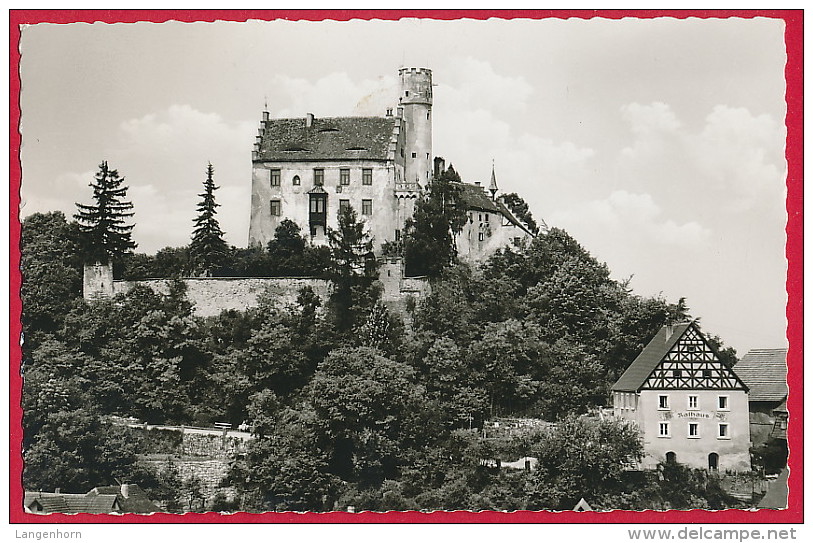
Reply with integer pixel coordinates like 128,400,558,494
399,67,433,188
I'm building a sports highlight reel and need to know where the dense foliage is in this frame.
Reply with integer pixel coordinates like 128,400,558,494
19,194,742,511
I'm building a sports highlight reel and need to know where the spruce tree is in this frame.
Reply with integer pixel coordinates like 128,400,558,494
74,161,137,263
190,163,229,276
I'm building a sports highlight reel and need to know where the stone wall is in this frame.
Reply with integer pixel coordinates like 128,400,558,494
85,261,430,319
108,276,333,317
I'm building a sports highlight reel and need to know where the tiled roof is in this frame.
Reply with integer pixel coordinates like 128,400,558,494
611,323,692,392
734,348,788,402
87,485,162,513
455,182,502,213
26,493,118,514
256,116,395,161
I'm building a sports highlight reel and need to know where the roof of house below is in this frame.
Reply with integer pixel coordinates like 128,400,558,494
734,348,788,403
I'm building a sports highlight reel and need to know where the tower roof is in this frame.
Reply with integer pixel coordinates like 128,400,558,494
255,116,396,162
489,162,498,193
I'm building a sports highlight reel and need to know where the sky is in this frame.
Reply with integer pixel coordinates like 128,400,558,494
17,15,789,355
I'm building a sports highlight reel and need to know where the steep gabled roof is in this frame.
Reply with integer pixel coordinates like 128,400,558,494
256,116,395,162
733,348,788,402
455,182,502,213
612,323,692,392
612,322,748,392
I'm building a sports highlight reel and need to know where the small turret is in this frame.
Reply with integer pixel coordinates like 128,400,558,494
489,160,499,200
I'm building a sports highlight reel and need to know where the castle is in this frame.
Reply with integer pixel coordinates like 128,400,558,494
248,67,538,261
85,68,538,312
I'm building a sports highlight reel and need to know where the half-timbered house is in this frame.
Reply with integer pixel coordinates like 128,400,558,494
611,322,751,471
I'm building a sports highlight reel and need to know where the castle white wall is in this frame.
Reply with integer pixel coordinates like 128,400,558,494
248,159,402,251
456,210,531,263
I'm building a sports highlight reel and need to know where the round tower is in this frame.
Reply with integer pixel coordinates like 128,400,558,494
399,67,433,188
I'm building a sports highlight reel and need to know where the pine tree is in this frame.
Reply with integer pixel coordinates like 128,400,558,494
74,161,137,262
190,163,229,276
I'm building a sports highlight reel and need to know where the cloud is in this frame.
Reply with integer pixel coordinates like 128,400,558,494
550,190,710,250
270,72,399,118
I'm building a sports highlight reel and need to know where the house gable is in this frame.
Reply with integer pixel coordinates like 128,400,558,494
641,324,748,391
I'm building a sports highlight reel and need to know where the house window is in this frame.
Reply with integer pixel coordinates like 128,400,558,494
658,422,670,438
310,197,325,214
688,422,699,438
270,200,281,216
395,229,401,242
340,169,350,186
292,175,300,186
411,152,417,158
339,199,350,213
658,395,669,410
718,423,730,439
270,169,281,187
672,369,682,378
314,169,324,186
362,199,373,216
688,395,698,410
362,168,373,185
703,369,713,378
718,396,729,410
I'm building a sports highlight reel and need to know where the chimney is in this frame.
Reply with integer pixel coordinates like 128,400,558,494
474,181,481,187
120,484,130,499
665,325,674,342
386,108,393,117
305,113,314,127
433,156,446,177
54,487,60,494
262,111,270,122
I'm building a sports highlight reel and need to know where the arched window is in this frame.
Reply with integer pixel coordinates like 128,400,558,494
708,452,719,471
292,175,300,186
666,451,677,464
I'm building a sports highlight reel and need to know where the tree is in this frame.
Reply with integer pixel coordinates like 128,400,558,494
403,163,468,277
74,161,136,262
20,212,84,345
499,192,539,234
327,205,379,331
190,163,229,276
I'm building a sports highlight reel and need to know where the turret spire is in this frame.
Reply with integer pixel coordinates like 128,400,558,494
489,159,498,200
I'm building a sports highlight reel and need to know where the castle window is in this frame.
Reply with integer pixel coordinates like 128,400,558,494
478,232,485,242
405,91,410,97
658,394,669,410
411,152,417,158
395,229,401,241
362,199,373,216
703,369,713,378
672,369,682,378
658,422,670,438
363,169,373,185
340,169,350,186
292,175,300,186
270,169,281,187
688,395,698,409
688,423,699,438
718,395,729,411
314,169,324,186
270,200,281,216
485,213,489,223
427,112,430,120
339,199,350,213
718,423,730,439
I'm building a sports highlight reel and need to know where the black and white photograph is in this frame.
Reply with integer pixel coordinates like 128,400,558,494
13,11,797,519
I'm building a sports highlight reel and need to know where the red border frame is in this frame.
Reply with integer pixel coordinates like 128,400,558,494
8,9,803,524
